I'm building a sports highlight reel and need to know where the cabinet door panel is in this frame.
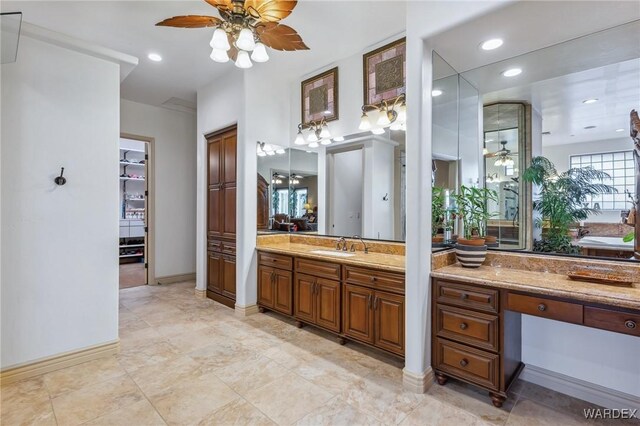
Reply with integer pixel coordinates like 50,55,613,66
294,273,316,323
374,291,404,355
316,278,341,333
222,133,237,184
222,255,236,299
222,185,236,239
207,252,223,294
208,188,222,236
343,284,374,344
258,266,275,308
274,269,293,315
208,139,222,186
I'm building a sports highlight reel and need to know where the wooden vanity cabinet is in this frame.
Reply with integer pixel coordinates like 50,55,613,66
258,253,293,315
294,259,342,333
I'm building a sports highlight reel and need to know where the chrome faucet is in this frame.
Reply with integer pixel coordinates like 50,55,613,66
350,235,369,254
335,237,347,251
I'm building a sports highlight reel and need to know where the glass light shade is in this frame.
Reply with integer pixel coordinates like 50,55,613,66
505,157,515,166
397,104,407,122
275,148,286,154
320,139,331,145
210,28,231,51
333,136,344,142
358,113,372,131
236,28,256,51
319,124,331,139
294,131,306,145
235,50,252,69
266,150,275,156
307,130,319,143
482,147,489,155
371,127,385,135
210,48,229,63
308,141,319,148
494,158,503,166
251,42,269,62
389,121,402,131
257,151,266,157
377,111,391,126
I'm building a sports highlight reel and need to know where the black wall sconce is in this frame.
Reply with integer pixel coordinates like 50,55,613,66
54,167,66,185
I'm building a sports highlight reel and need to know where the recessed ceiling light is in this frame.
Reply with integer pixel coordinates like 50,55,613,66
431,89,443,97
584,125,597,129
481,38,503,51
148,53,162,62
615,128,625,132
333,136,345,142
582,98,598,104
502,68,522,77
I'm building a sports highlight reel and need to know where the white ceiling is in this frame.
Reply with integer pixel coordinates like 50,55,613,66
1,1,406,107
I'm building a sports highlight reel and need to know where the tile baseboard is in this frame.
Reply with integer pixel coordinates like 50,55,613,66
195,288,207,299
521,364,640,410
0,339,120,386
156,273,196,285
403,367,434,393
235,304,260,317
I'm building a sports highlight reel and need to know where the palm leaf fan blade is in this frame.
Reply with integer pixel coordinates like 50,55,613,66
156,15,222,28
245,0,298,22
257,23,308,51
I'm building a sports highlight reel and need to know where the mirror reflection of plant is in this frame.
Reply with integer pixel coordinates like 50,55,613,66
522,156,616,253
272,190,280,213
432,187,445,237
623,190,637,242
453,186,499,239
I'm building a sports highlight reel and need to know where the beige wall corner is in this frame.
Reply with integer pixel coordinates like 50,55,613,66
156,273,196,285
195,288,207,299
0,340,120,386
234,304,260,317
403,367,434,393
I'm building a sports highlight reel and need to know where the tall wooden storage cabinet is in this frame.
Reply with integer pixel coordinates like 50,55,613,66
207,126,237,308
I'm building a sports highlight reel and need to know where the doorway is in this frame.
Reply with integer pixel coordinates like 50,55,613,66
329,148,363,237
119,134,154,289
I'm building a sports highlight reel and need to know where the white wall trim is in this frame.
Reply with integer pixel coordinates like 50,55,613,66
521,365,640,410
20,22,138,81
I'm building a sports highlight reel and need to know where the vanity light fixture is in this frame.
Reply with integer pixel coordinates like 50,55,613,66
480,38,503,51
359,93,406,135
502,68,522,77
256,141,286,157
294,118,332,147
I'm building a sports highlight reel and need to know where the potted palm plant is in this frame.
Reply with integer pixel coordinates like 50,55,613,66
522,156,616,254
452,185,498,267
432,187,445,244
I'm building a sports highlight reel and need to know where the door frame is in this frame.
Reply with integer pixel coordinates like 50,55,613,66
120,132,156,286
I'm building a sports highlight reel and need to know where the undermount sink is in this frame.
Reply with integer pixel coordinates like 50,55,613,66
310,250,356,257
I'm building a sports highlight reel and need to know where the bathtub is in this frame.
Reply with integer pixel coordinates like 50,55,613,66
577,236,634,251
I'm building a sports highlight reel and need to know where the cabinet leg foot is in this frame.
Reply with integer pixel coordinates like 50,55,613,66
258,307,265,313
295,321,304,328
435,373,448,386
489,392,506,408
337,337,346,345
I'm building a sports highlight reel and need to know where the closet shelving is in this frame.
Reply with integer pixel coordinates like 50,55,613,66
120,146,146,263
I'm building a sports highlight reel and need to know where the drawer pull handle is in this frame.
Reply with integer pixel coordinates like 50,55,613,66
370,276,377,282
537,303,547,312
459,323,468,330
625,320,637,329
459,359,469,367
460,293,468,300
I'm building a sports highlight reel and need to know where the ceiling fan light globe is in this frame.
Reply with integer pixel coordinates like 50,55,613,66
236,28,256,51
210,48,229,63
359,113,372,131
251,43,269,63
235,50,253,69
210,28,231,51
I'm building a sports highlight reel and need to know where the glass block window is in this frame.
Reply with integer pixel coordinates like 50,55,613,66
569,151,635,210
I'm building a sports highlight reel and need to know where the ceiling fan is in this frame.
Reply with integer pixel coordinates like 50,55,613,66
156,0,309,69
485,140,517,166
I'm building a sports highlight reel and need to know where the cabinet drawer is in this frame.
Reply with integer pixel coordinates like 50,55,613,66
344,266,404,293
259,252,293,270
584,306,640,337
222,241,236,256
208,240,222,252
295,257,341,280
434,338,499,390
436,305,499,352
435,280,498,313
506,293,583,324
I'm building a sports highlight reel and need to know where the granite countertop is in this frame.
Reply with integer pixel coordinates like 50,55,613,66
432,264,640,311
256,241,405,273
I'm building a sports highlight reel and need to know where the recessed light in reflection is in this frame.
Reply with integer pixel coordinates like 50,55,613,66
481,39,503,50
431,89,443,97
502,68,522,77
148,53,162,62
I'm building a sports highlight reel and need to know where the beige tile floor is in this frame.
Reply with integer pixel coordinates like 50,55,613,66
1,281,630,426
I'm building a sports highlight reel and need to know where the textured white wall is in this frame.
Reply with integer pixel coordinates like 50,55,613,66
1,36,120,367
120,99,197,278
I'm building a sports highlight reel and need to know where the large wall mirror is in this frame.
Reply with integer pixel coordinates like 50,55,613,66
432,19,640,261
257,131,406,241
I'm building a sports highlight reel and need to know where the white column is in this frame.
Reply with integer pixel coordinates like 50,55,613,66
403,36,434,393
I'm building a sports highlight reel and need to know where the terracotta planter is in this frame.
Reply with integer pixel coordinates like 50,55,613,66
432,236,445,243
454,242,488,268
458,237,486,246
484,235,498,248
